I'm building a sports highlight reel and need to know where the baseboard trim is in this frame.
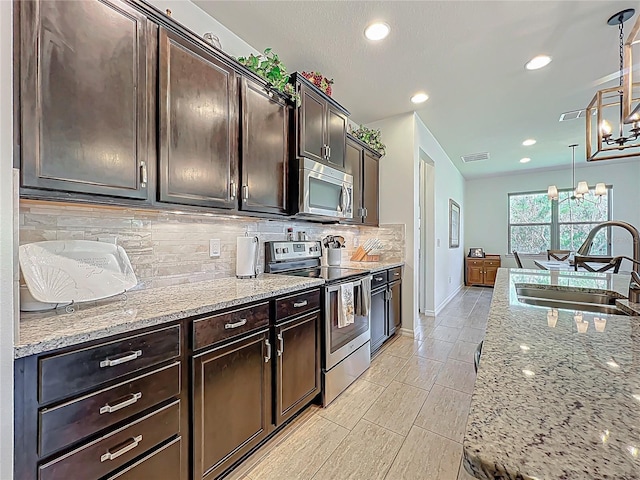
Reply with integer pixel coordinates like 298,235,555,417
398,327,414,338
422,309,436,316
435,284,464,315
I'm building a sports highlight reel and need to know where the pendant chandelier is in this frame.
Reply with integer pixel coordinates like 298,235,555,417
547,144,606,203
586,9,640,161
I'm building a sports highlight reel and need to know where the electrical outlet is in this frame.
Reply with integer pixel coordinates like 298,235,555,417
353,237,359,247
437,238,441,247
448,276,452,284
209,239,221,258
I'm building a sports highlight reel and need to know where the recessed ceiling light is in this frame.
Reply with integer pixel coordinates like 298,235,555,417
411,92,429,104
522,139,537,146
525,54,552,70
364,22,390,41
520,157,531,164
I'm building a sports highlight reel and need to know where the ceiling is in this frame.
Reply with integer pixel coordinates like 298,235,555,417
195,0,640,179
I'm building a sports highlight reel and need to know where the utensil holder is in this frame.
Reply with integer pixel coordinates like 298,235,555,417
327,247,341,266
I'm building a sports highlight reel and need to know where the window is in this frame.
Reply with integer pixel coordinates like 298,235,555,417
508,187,611,254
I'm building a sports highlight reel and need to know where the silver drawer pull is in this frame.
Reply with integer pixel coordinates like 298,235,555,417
277,333,284,356
394,272,401,276
293,300,308,308
375,277,384,281
100,435,143,462
264,339,271,363
225,319,247,329
99,392,142,415
100,350,142,368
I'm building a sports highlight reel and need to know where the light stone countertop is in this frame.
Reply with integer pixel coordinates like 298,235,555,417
339,260,404,273
15,274,324,359
463,268,640,480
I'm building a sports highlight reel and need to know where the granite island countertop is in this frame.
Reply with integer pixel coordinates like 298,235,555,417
464,268,640,480
16,274,325,359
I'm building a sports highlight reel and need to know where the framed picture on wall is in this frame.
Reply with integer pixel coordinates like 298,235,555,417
449,199,460,248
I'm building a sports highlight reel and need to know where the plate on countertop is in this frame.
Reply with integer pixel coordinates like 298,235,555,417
19,240,138,304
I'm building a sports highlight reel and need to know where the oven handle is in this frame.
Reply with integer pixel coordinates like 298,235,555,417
325,276,372,293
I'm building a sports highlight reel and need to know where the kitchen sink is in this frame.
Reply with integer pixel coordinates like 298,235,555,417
516,286,628,315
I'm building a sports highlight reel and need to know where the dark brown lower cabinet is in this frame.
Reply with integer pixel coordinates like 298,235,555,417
275,311,321,426
107,437,182,479
370,287,387,353
193,329,272,480
387,281,402,336
369,269,403,355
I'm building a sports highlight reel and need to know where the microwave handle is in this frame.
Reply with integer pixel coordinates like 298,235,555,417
341,184,347,214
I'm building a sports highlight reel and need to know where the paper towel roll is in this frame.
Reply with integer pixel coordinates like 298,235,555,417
236,236,259,278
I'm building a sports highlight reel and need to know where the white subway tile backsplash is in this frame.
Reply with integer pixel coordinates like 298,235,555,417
19,201,405,290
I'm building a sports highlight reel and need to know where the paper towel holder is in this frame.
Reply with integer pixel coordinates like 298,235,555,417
236,235,260,279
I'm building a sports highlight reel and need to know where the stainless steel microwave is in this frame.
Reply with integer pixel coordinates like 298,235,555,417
297,158,353,220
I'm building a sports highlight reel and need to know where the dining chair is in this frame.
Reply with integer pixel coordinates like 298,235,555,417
512,250,523,268
573,255,622,273
547,249,572,262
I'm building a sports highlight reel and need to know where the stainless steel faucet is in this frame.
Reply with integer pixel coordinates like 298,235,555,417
577,221,640,274
579,221,640,303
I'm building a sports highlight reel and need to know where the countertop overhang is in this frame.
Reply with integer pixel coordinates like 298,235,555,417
464,268,640,480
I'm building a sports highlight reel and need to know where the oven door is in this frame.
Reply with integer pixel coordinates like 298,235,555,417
299,158,353,219
324,277,371,370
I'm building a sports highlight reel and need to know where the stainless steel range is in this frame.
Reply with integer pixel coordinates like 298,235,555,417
265,241,371,405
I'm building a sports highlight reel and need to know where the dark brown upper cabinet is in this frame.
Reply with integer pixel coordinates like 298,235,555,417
19,0,154,200
240,77,290,215
293,73,349,170
158,28,239,209
343,134,381,226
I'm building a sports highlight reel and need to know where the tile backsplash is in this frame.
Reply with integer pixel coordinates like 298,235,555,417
19,201,405,290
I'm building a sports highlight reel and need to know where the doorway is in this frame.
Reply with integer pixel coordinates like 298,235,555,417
419,151,435,314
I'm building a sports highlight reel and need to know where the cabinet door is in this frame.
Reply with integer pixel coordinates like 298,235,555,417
241,79,289,214
388,281,402,334
326,105,347,169
467,265,484,285
20,0,151,199
298,83,325,163
275,312,320,426
485,266,498,286
343,139,363,224
193,330,271,480
159,28,239,209
370,288,387,354
362,151,380,226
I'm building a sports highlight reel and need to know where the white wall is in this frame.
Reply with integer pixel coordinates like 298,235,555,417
145,0,259,58
369,113,417,331
370,112,466,329
414,115,465,311
0,1,15,477
465,161,640,267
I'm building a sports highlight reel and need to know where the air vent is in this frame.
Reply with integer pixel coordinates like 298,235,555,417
461,152,490,163
559,108,597,121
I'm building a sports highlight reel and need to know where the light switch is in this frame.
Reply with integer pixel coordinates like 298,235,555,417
209,239,221,257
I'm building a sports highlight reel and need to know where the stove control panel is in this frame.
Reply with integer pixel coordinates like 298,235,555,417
266,241,322,262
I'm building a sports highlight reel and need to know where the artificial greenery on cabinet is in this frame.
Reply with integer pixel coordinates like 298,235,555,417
236,48,300,105
350,125,386,156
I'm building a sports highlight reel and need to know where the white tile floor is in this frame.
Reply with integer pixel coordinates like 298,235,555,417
229,287,492,480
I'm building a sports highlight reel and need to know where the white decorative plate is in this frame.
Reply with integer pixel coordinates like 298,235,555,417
19,240,138,304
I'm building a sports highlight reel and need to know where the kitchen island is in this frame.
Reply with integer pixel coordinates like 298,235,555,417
464,268,640,480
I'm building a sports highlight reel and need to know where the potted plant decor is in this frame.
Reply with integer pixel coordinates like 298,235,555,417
236,48,300,105
349,125,386,156
300,71,334,97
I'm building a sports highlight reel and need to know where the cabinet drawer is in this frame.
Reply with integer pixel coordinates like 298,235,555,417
388,267,403,281
193,302,270,350
467,259,483,266
40,362,181,457
485,260,500,267
106,437,182,480
275,289,321,322
371,271,388,289
39,326,181,404
39,400,180,480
